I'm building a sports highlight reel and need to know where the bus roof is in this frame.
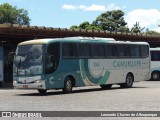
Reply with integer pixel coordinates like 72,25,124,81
150,47,160,51
18,37,115,45
18,37,149,46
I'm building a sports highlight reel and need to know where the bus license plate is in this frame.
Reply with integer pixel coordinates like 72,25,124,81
23,85,28,88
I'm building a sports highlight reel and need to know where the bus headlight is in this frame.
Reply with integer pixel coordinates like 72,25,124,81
34,80,43,83
13,80,17,84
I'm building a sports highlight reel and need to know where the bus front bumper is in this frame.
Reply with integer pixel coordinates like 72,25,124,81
13,80,46,90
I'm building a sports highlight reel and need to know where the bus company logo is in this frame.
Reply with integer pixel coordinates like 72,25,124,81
2,112,11,117
49,77,54,84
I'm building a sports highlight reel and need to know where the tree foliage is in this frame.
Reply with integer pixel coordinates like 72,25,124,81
0,3,30,25
70,21,102,31
131,22,145,34
94,10,128,32
145,29,160,36
70,10,129,32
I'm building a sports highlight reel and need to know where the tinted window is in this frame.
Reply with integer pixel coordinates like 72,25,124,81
118,45,130,57
47,43,60,58
105,45,118,57
140,45,149,57
78,44,92,58
62,43,77,57
105,45,112,57
112,45,118,57
130,45,140,57
46,43,60,73
151,51,160,61
92,45,105,58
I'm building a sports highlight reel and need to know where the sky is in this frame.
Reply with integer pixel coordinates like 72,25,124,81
1,0,160,32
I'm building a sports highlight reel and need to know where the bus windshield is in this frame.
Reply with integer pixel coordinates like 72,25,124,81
13,44,43,75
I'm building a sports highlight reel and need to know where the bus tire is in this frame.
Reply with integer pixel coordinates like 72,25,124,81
63,77,73,93
100,84,112,89
151,71,160,81
38,89,47,94
120,73,134,88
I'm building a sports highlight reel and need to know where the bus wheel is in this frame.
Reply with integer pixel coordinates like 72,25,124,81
38,89,47,94
100,84,112,89
151,71,160,81
120,74,133,88
63,77,73,93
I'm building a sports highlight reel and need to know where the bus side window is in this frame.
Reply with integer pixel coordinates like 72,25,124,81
140,45,149,57
151,51,160,61
105,45,112,57
106,45,118,58
118,45,130,57
46,43,60,74
78,44,92,58
62,43,77,58
92,45,105,58
130,45,141,57
112,45,118,57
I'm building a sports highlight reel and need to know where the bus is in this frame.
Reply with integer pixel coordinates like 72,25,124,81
13,37,150,94
150,48,160,80
0,47,4,87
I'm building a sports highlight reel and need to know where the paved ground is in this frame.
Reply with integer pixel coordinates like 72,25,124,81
0,80,160,120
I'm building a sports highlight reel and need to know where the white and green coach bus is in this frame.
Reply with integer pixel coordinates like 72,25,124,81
13,37,150,94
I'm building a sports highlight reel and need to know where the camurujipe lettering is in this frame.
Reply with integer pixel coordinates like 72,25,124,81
113,60,141,68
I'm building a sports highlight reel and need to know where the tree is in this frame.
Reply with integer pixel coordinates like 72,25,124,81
70,25,79,30
93,10,128,32
145,29,160,36
79,21,90,29
70,21,102,31
0,3,30,25
118,26,129,33
131,22,145,34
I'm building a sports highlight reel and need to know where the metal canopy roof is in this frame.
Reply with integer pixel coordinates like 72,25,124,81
0,24,160,47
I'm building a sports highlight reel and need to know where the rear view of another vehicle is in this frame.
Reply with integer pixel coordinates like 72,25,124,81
150,48,160,80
